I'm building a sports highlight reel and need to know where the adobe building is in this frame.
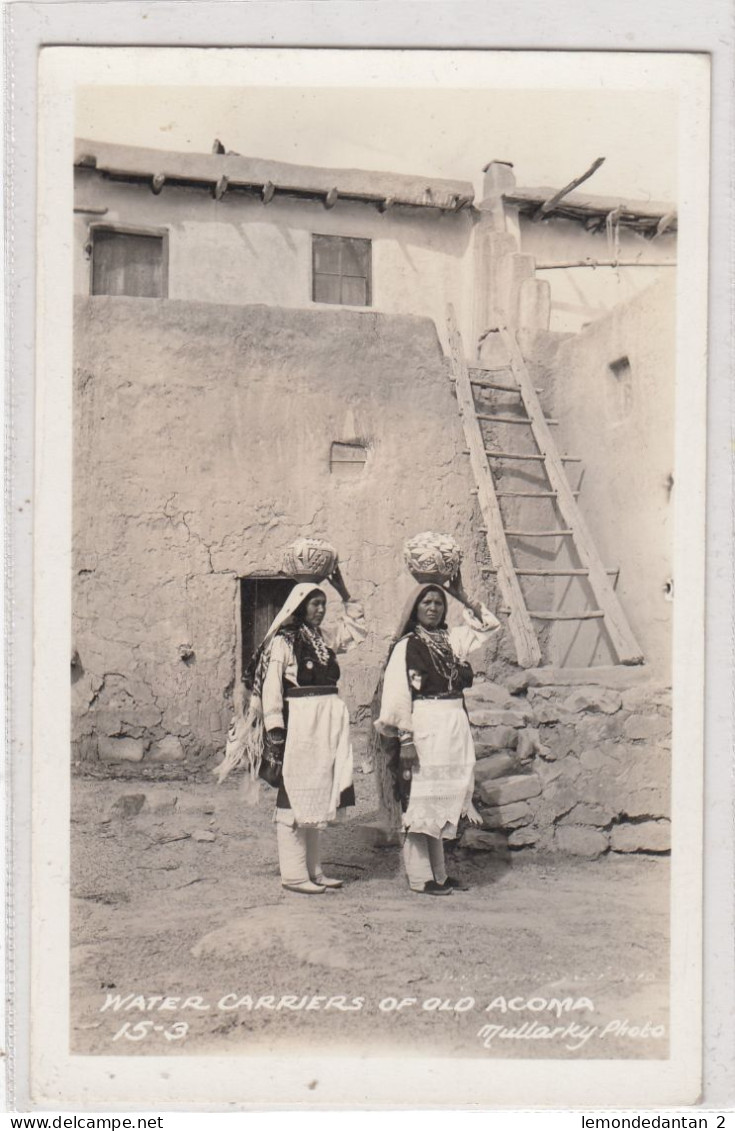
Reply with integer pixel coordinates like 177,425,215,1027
72,140,676,855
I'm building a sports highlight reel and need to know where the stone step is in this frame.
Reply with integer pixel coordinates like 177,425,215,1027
554,826,609,858
470,725,519,751
480,800,533,829
507,827,539,848
551,687,622,715
458,828,509,853
505,665,652,695
610,820,670,854
477,773,542,807
467,706,531,728
463,681,517,710
474,752,519,782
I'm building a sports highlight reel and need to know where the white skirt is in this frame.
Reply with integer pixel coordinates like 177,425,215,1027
277,694,354,828
403,698,475,839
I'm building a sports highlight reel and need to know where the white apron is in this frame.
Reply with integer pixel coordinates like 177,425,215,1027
278,692,354,828
403,697,475,839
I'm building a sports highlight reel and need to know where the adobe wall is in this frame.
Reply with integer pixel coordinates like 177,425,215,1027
516,212,676,334
72,297,507,771
545,276,675,676
74,171,475,349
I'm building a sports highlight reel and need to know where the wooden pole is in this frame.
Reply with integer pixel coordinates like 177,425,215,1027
533,157,606,221
447,306,541,668
536,259,676,270
501,328,644,664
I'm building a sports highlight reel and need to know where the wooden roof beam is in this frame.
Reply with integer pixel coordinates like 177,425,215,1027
651,210,677,239
533,157,606,221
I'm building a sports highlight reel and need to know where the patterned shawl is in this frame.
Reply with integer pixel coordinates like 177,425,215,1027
214,583,326,785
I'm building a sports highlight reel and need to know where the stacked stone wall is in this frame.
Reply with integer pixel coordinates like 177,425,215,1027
458,669,671,857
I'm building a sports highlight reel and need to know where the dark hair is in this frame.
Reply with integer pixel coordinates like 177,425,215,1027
292,588,326,623
408,585,448,630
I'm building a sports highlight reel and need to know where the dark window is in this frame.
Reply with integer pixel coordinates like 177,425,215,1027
312,235,371,306
91,228,166,298
330,441,368,479
606,355,633,423
240,577,296,668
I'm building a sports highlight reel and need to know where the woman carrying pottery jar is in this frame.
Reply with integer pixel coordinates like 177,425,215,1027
218,558,366,895
374,569,499,895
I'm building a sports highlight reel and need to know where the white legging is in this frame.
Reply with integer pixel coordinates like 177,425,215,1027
276,823,325,885
402,832,448,889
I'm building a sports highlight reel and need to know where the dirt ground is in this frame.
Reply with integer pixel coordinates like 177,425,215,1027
71,768,669,1061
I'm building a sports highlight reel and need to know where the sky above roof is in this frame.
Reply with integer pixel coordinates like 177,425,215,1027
74,52,683,205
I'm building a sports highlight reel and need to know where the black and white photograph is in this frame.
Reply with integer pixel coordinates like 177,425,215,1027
28,45,709,1108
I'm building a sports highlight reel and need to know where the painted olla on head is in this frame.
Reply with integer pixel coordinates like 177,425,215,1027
403,531,462,584
283,538,338,582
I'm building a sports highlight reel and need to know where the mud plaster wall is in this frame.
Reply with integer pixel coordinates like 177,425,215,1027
515,211,676,334
74,171,475,350
73,297,509,770
547,277,675,675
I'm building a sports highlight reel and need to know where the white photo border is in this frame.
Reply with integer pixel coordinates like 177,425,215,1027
4,0,734,1113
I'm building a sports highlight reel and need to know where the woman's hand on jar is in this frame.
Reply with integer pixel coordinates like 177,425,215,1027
327,562,351,602
447,568,480,614
465,802,484,827
446,567,466,601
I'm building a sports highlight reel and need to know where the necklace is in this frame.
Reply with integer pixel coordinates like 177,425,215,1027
299,624,331,667
414,625,458,685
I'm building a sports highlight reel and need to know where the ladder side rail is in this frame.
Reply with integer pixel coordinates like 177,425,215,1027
447,308,542,668
501,328,644,664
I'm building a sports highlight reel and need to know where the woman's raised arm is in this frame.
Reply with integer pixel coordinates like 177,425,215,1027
324,565,367,654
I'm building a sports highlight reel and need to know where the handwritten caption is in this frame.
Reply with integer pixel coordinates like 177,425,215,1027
100,991,665,1051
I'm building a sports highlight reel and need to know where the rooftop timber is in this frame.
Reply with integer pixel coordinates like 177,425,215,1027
74,140,678,232
74,139,476,213
503,186,677,234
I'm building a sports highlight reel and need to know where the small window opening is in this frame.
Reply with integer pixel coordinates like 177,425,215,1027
312,235,372,307
240,577,296,669
605,355,633,424
91,228,166,298
330,441,368,479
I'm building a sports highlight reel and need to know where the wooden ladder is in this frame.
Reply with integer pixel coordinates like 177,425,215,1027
446,305,644,669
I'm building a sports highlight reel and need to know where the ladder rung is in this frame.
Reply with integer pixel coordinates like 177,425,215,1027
485,449,582,463
519,568,616,577
476,413,559,426
503,529,575,537
469,368,544,394
449,306,643,670
496,491,579,499
528,610,605,620
470,379,522,393
482,568,618,577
